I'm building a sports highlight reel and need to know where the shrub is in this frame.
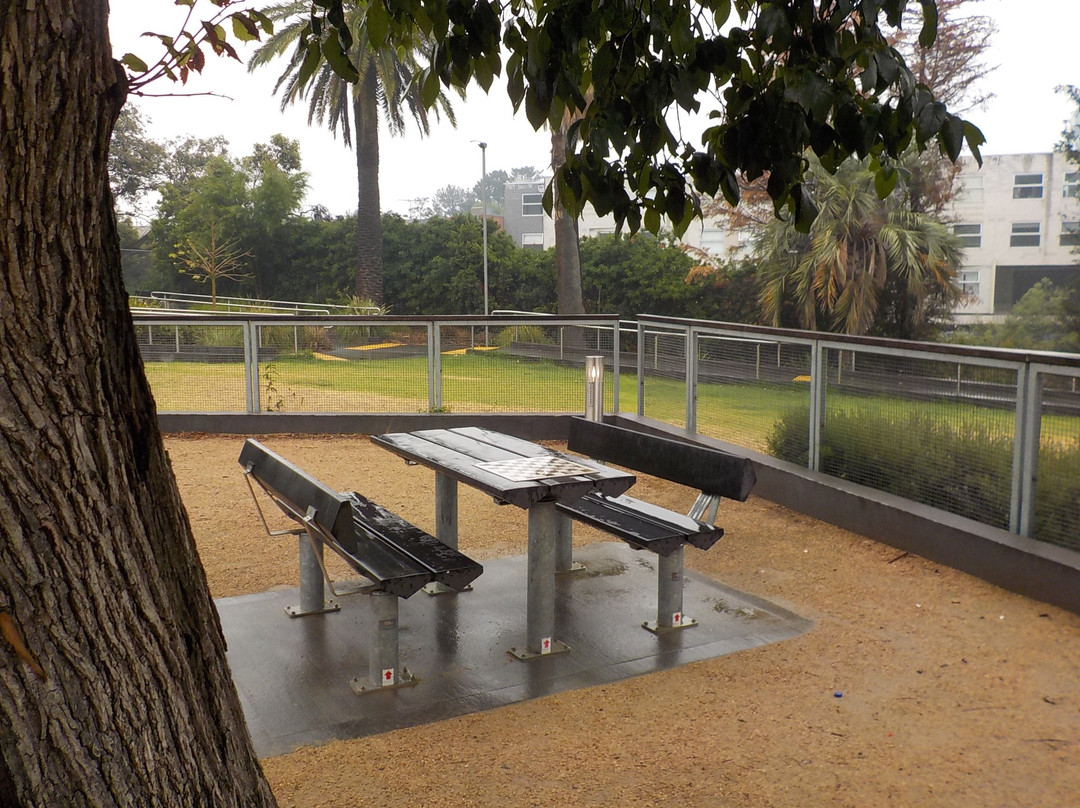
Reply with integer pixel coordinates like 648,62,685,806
766,406,1017,533
494,325,553,348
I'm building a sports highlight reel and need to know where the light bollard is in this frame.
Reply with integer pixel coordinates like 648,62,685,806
585,355,604,422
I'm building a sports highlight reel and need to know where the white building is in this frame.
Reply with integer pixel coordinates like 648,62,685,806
502,153,1080,323
945,152,1080,323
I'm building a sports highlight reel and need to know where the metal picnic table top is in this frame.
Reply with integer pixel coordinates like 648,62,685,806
370,426,636,509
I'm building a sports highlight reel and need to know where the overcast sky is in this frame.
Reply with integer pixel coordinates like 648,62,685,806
109,0,1080,218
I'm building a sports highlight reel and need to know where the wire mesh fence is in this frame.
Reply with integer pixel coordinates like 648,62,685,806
437,322,618,413
1035,369,1080,550
693,333,814,453
636,324,689,428
134,312,1080,551
136,321,248,412
817,348,1017,532
254,322,431,413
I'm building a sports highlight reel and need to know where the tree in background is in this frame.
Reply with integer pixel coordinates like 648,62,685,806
952,279,1080,353
891,0,997,215
108,107,168,221
173,220,253,307
249,1,458,304
382,213,547,314
757,156,963,338
149,138,307,299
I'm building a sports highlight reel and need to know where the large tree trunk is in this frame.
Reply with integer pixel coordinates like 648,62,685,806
353,64,383,304
551,123,585,316
0,5,276,806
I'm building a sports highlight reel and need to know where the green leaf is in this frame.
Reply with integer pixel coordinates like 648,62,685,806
963,121,986,167
916,101,947,143
940,114,963,162
874,165,898,198
322,32,360,83
365,1,390,49
297,39,323,87
918,0,939,48
120,53,149,73
421,68,441,108
791,184,819,234
231,15,259,43
644,206,661,234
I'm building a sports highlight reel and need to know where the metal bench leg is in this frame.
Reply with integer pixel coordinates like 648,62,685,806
285,529,340,617
511,501,570,659
350,591,417,694
554,512,584,574
644,546,697,633
424,473,464,595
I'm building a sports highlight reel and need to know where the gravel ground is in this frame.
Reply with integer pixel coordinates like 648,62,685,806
167,433,1080,808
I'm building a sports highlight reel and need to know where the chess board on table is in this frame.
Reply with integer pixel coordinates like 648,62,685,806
474,456,598,482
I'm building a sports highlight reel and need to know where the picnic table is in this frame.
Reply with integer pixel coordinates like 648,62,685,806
371,427,636,658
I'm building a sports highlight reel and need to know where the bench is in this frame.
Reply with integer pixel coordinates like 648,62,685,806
238,439,483,691
557,417,756,632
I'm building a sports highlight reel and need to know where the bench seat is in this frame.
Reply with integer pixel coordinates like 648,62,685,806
240,439,482,599
557,493,724,557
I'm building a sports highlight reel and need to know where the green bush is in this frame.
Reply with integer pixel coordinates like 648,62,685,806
494,325,553,348
766,406,1015,532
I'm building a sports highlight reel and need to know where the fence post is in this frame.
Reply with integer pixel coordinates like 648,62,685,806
243,319,259,414
611,321,621,414
1011,364,1042,537
808,341,827,472
685,326,698,433
637,321,646,417
430,322,441,412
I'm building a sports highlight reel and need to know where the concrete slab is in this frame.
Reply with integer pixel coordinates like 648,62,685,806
218,542,812,758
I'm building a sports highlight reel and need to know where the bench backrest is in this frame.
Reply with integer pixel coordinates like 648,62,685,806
567,418,756,501
238,439,354,539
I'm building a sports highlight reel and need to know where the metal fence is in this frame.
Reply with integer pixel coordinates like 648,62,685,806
134,312,1080,552
133,314,622,417
633,316,1080,553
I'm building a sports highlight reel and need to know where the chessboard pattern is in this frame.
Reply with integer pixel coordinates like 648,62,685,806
475,455,598,482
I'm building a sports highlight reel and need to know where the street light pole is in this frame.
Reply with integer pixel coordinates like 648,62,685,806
479,141,489,320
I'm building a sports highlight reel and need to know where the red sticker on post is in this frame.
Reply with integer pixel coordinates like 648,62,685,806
541,637,552,654
382,668,395,686
673,612,683,627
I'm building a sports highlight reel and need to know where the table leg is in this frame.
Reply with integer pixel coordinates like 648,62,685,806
425,472,461,596
511,500,570,659
554,512,584,573
435,472,458,548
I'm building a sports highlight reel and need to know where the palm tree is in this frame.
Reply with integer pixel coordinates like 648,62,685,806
249,2,456,304
757,156,963,338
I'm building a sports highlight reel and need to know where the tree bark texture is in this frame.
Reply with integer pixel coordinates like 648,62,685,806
0,5,276,807
353,64,383,304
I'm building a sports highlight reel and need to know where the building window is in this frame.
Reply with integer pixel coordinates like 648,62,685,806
958,174,983,203
1012,173,1044,199
958,269,980,298
951,223,982,248
1061,221,1080,247
521,232,544,249
521,193,544,216
1010,222,1041,247
1064,172,1080,198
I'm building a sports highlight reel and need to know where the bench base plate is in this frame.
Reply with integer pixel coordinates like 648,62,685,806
642,616,699,634
349,668,419,695
507,639,571,660
284,599,340,617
